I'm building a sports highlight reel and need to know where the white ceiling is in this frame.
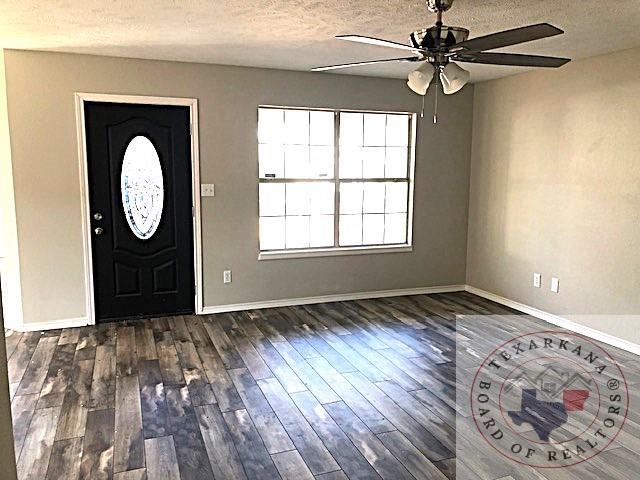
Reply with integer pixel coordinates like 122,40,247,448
2,0,640,82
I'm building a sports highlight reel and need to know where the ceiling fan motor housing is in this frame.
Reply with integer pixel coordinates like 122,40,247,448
410,26,469,50
426,0,455,13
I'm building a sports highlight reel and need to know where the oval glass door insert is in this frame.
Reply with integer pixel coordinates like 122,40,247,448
121,135,164,240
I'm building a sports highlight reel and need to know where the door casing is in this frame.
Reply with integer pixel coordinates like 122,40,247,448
75,93,203,325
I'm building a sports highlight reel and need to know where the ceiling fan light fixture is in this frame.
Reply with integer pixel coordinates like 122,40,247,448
440,61,470,94
407,63,435,95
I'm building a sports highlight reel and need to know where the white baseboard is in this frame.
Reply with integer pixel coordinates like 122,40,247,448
12,317,90,332
201,284,466,314
465,285,640,356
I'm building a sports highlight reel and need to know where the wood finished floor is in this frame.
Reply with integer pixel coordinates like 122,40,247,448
5,292,639,480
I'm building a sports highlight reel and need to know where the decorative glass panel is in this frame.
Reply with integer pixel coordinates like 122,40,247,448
121,136,164,240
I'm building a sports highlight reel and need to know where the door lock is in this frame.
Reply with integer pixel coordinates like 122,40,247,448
93,212,103,221
94,227,104,236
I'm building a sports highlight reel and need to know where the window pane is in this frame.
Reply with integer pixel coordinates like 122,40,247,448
309,183,334,215
363,182,385,213
362,147,385,178
284,109,309,145
339,113,363,146
363,214,384,245
259,183,285,217
339,214,362,246
386,114,409,147
340,183,363,214
310,215,334,247
385,182,408,213
286,183,310,215
363,113,386,146
286,216,310,248
260,216,285,250
310,146,334,178
310,111,334,145
258,108,284,144
284,145,310,178
259,144,284,178
385,147,408,178
339,146,362,178
384,213,407,244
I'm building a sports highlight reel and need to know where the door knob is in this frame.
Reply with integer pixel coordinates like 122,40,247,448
94,227,104,236
93,212,103,221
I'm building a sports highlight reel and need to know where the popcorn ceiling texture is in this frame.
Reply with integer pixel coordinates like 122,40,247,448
2,0,640,81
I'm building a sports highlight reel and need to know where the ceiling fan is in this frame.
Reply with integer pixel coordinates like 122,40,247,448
312,0,570,120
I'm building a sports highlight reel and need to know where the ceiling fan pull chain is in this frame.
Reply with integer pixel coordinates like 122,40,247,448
433,70,439,124
420,95,425,119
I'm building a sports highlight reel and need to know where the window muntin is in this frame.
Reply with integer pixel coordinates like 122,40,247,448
258,107,413,253
121,135,164,240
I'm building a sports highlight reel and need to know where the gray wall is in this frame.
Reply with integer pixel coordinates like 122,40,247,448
467,47,640,342
2,50,473,326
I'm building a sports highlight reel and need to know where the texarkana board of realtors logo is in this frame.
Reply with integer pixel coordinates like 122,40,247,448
470,331,629,468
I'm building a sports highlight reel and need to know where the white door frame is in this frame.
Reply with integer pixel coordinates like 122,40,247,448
74,92,204,325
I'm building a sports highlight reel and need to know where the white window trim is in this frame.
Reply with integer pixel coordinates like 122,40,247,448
257,107,417,260
259,244,413,260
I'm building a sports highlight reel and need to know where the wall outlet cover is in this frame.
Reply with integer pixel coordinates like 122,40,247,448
201,184,215,197
533,273,542,288
223,270,232,284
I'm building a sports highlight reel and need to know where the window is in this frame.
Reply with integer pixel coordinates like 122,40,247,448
121,135,164,240
258,107,415,258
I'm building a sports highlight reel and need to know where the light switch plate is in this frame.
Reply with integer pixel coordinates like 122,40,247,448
201,184,215,197
551,277,560,293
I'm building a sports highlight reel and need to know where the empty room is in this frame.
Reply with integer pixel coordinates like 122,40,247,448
1,1,639,479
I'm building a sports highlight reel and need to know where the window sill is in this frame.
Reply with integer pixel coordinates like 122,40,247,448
258,244,413,260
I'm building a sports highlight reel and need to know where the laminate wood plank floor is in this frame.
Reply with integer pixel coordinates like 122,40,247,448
5,292,639,480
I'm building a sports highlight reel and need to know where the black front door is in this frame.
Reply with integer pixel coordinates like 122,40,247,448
85,102,194,322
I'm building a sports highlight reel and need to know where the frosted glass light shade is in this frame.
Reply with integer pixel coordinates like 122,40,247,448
440,62,470,94
407,63,435,95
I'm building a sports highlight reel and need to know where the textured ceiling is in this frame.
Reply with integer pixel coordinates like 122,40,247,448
1,0,640,82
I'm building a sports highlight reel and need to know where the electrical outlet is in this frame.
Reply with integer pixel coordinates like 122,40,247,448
551,277,559,293
223,270,232,284
201,184,215,197
533,273,542,288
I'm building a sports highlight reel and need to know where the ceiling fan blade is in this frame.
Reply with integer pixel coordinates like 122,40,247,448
312,56,421,72
336,35,423,53
452,23,564,53
455,52,570,68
